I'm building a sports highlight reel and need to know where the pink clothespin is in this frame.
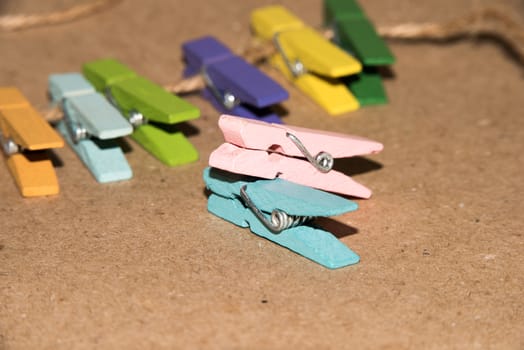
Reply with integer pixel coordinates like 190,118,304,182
209,114,383,198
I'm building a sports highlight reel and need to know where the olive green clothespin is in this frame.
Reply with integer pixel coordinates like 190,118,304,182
83,58,200,166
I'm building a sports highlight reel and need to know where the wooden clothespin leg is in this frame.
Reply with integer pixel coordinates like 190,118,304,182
0,88,64,197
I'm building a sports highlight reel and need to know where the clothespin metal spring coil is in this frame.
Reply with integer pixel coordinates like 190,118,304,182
240,184,314,233
0,129,19,155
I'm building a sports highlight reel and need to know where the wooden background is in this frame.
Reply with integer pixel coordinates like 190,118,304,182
1,0,523,348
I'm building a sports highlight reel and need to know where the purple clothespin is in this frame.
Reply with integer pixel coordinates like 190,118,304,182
182,36,289,124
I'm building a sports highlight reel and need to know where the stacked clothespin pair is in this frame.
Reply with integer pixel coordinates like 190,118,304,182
203,114,383,269
195,3,392,268
247,3,395,116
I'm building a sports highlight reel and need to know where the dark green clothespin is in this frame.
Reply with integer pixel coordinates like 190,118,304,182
324,0,395,106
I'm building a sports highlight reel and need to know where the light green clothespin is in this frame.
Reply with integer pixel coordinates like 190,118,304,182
83,58,200,166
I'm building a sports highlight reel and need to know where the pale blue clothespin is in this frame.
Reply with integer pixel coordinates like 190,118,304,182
204,167,360,269
49,73,133,183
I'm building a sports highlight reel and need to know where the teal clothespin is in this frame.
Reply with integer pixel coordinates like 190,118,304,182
49,73,133,183
83,58,200,166
324,0,395,106
204,167,360,269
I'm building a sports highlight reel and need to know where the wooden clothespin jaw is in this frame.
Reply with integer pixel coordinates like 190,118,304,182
250,5,363,115
209,114,383,198
0,87,64,197
82,59,201,166
204,167,360,269
48,73,133,183
324,0,395,106
182,36,289,124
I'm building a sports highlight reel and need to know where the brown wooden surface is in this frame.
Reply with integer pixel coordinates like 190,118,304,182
1,0,523,348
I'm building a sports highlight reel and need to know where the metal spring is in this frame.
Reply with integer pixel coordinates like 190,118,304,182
240,185,314,234
0,128,19,156
286,132,334,173
272,32,306,78
61,100,88,144
201,66,239,110
105,88,146,128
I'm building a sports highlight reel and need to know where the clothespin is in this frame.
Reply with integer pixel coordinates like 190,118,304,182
48,73,133,183
0,87,64,197
209,114,383,198
82,58,200,166
182,36,289,124
250,5,362,115
324,0,395,106
204,167,360,269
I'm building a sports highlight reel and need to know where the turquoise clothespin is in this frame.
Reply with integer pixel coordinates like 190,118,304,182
49,73,133,183
204,167,360,269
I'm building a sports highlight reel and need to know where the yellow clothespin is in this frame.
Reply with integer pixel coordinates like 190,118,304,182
0,88,64,197
251,5,362,115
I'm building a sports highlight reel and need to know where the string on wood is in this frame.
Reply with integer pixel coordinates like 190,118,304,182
0,0,120,31
380,7,524,64
2,2,523,120
284,7,524,66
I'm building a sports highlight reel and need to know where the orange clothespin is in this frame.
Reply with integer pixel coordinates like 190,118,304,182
0,88,64,197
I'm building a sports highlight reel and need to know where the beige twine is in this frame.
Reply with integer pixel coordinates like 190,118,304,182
245,7,524,66
0,0,120,31
1,3,523,120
